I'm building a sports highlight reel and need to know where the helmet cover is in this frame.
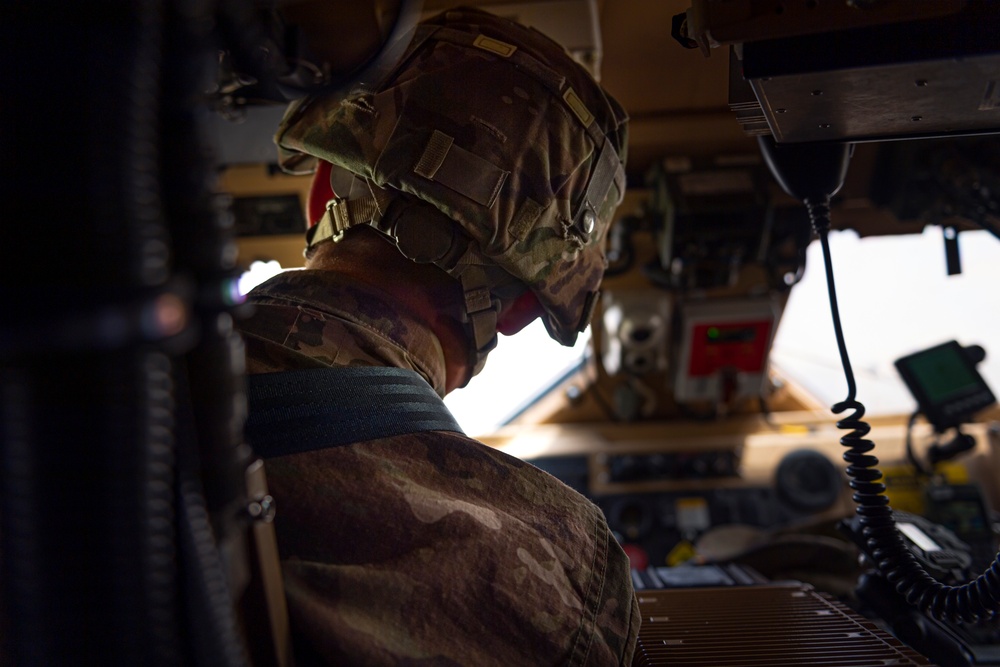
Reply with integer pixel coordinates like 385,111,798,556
276,6,629,346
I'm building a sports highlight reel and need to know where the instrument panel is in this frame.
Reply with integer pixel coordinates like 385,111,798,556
485,416,1000,574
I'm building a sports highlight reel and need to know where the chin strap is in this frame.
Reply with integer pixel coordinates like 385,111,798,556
453,261,500,383
305,187,393,247
305,174,504,387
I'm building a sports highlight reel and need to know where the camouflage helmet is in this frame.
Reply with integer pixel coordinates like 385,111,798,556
275,6,628,378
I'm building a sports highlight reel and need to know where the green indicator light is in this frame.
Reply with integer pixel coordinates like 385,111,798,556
707,327,720,339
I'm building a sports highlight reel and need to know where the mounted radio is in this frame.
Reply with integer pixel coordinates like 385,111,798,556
674,298,780,407
895,341,996,433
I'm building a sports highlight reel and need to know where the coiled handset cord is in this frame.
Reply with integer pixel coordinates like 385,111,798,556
761,136,1000,623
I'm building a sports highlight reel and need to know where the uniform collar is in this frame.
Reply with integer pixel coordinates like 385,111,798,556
245,270,449,396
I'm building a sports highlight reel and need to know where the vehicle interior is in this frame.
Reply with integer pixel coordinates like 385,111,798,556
6,0,1000,665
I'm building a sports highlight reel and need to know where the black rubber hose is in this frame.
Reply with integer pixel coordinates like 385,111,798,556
160,0,254,663
1,1,182,665
176,467,249,667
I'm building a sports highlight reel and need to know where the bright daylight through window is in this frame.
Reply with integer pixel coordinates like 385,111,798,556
238,227,1000,437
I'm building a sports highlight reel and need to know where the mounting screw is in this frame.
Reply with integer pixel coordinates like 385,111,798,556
248,495,276,523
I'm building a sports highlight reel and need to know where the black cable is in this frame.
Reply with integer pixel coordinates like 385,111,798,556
809,196,1000,623
214,0,422,105
759,133,1000,622
928,425,977,468
2,2,187,664
162,1,257,663
904,410,932,476
177,474,250,667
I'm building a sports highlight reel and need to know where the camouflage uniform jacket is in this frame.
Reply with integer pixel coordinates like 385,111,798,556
238,270,640,666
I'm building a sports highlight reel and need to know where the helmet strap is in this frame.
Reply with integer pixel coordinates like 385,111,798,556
452,260,501,386
305,172,502,387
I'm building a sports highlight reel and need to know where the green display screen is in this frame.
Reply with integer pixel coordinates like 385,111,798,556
906,345,979,403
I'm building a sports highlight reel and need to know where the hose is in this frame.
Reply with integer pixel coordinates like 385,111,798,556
2,1,258,664
1,1,184,664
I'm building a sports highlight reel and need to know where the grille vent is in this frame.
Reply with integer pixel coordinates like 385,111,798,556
633,584,932,666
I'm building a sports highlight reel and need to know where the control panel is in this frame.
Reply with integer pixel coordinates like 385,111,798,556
527,445,847,569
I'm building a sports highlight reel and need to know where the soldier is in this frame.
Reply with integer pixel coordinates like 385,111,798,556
238,8,635,665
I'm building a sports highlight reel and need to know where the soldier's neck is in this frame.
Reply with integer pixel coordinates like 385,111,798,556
306,233,472,394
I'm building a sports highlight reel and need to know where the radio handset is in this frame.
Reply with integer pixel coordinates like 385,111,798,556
759,134,1000,623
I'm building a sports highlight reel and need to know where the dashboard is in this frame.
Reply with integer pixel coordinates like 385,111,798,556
484,416,1000,576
